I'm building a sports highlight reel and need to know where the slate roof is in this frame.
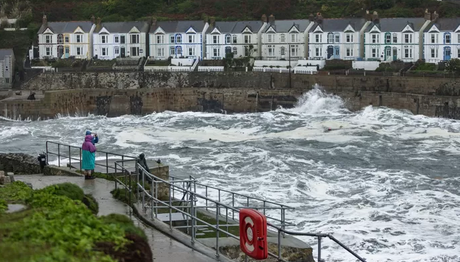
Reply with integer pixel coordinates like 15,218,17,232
425,18,460,32
150,20,207,33
95,21,149,33
310,18,367,32
265,19,310,33
365,18,427,32
0,49,14,60
38,21,93,34
206,21,265,34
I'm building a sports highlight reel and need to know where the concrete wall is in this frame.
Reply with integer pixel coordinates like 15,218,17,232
2,71,460,119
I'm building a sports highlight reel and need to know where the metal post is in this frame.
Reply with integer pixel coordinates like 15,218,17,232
114,164,118,189
218,189,221,215
106,152,109,174
169,183,172,229
232,193,235,220
281,207,286,238
57,144,60,167
318,236,322,262
247,197,249,207
263,201,266,216
150,182,154,219
134,157,139,200
191,191,195,243
215,203,220,258
79,148,82,171
142,170,145,209
68,146,71,169
205,186,208,211
128,169,132,207
155,181,159,218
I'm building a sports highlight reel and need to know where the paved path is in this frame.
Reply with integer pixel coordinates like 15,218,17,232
15,175,220,262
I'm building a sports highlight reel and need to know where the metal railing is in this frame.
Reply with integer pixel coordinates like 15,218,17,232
46,141,367,262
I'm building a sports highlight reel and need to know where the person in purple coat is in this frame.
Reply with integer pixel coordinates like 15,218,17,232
82,135,97,180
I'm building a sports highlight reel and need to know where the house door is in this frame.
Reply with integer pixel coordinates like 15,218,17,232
57,45,63,59
444,46,451,61
121,47,125,58
333,46,340,59
392,47,397,61
327,45,333,59
64,46,70,58
384,46,391,61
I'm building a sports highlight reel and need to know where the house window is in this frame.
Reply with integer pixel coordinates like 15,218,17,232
268,45,274,56
188,47,195,56
157,48,164,57
372,47,377,58
131,47,139,56
114,47,119,55
76,34,82,43
315,34,322,43
77,47,82,55
315,47,321,57
176,35,182,43
346,34,353,43
404,46,412,58
244,46,249,56
458,34,460,44
57,34,63,44
170,35,175,43
371,34,379,43
346,48,353,57
445,33,451,44
232,35,237,43
431,34,437,44
225,34,231,44
393,33,397,43
281,34,285,42
213,48,220,57
45,35,51,43
404,34,412,44
170,46,175,55
281,47,285,55
114,36,119,43
101,35,108,44
213,35,219,44
291,45,298,57
334,34,340,43
120,36,125,44
189,35,195,43
46,47,51,56
291,33,298,43
156,35,164,44
65,36,69,43
268,34,273,43
431,48,436,58
244,35,251,44
5,78,9,83
232,47,237,55
101,48,107,56
131,34,140,44
328,33,333,43
385,33,391,44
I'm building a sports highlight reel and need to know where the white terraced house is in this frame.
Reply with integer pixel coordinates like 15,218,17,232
423,16,460,64
308,17,370,60
37,15,95,59
149,20,209,60
363,12,431,62
93,20,150,59
260,15,313,60
204,19,267,59
0,49,15,89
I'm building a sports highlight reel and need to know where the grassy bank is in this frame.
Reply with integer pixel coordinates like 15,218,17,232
0,181,152,262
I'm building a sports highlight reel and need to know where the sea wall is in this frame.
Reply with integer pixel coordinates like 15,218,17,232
2,71,460,119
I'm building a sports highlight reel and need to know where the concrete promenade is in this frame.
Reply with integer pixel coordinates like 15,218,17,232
15,175,221,262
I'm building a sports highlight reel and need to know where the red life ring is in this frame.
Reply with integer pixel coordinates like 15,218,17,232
239,209,268,260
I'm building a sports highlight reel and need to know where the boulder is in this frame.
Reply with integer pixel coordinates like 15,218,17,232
0,170,4,176
7,172,15,182
3,176,11,185
0,153,42,174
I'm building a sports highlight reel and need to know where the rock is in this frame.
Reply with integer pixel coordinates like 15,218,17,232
0,153,42,174
7,172,14,182
3,176,11,184
0,174,4,185
0,170,4,176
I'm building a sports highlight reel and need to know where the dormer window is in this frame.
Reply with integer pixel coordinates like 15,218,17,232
346,33,353,43
404,33,413,44
291,33,298,43
268,34,273,43
371,33,379,43
281,34,285,43
244,35,251,44
45,35,51,43
130,34,140,44
445,33,451,44
189,34,195,43
101,34,108,44
76,34,82,43
431,33,437,44
315,34,322,43
213,35,219,44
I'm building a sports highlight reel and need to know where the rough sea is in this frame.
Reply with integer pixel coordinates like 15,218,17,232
1,86,459,262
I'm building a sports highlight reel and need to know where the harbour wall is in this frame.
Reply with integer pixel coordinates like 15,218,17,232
1,72,460,120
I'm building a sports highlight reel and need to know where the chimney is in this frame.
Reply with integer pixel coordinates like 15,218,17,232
308,13,314,21
316,12,323,24
372,11,379,23
210,17,216,28
424,9,431,20
432,11,439,22
95,17,102,31
91,15,95,24
42,14,47,25
365,10,372,21
269,14,275,25
261,14,267,23
151,16,157,26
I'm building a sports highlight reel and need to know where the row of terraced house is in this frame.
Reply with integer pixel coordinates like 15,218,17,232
36,10,460,65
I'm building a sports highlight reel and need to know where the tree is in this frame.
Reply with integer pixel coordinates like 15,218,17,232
446,59,460,75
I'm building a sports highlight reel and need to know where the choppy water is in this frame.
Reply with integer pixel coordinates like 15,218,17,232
1,86,460,262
